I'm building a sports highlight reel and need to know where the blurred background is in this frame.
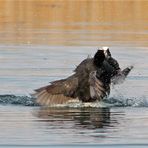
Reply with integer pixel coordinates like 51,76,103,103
0,0,148,46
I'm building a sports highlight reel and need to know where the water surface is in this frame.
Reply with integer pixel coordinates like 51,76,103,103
0,1,148,148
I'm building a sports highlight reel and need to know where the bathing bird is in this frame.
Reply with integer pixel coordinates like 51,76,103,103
33,47,133,106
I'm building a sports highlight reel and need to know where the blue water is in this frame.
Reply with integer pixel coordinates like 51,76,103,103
0,45,148,147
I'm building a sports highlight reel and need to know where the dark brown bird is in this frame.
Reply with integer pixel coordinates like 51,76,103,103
33,47,133,106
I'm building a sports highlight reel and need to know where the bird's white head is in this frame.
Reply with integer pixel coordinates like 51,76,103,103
102,46,109,51
101,46,111,58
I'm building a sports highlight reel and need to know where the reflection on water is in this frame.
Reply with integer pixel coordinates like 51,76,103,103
36,107,111,129
1,105,148,145
0,1,148,46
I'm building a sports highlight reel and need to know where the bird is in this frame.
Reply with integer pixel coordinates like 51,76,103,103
33,47,133,106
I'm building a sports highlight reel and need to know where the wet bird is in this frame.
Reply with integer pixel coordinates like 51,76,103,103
33,47,133,106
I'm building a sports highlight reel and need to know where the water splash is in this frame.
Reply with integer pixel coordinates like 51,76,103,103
0,95,37,106
49,99,114,108
0,94,147,107
0,94,148,108
103,96,147,107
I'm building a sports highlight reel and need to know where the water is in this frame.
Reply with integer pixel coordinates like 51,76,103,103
0,1,148,148
0,45,148,148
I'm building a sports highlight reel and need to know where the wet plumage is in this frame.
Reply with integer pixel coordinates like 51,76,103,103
33,48,133,106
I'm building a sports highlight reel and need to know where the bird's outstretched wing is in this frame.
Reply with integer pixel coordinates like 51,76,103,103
89,71,107,101
33,75,78,106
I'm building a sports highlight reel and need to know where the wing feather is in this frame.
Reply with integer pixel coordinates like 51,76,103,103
33,75,78,106
89,71,106,101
